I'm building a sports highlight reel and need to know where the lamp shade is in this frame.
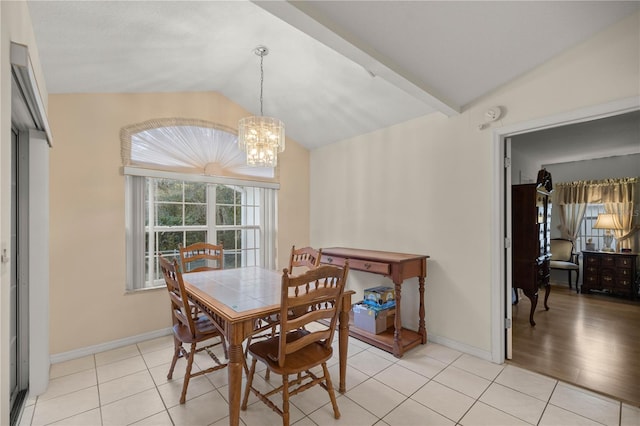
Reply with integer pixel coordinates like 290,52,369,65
593,214,622,230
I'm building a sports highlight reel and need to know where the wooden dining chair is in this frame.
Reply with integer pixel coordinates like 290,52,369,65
241,262,350,425
288,245,322,271
159,256,228,404
288,245,324,323
246,245,324,378
178,242,223,273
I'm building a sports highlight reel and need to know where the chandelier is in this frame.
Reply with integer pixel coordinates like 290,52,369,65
238,46,285,168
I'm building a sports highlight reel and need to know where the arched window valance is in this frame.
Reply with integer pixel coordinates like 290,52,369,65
120,118,277,183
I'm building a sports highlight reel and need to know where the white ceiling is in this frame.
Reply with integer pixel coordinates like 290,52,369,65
27,1,639,151
511,110,640,167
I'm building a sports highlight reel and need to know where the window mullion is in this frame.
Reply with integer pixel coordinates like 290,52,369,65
147,179,156,287
207,184,217,244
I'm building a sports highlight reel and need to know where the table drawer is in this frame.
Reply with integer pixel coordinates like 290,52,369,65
350,259,390,274
322,255,390,275
322,255,347,268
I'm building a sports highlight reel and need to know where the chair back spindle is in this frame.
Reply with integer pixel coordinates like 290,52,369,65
289,245,322,271
179,242,223,273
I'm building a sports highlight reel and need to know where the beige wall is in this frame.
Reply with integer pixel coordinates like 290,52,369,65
48,92,310,354
1,0,49,422
310,12,640,355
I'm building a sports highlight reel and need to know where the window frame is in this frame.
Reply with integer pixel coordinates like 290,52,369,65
125,168,278,291
576,203,607,252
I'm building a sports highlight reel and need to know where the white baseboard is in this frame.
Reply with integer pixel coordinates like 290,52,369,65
428,333,495,363
50,328,172,364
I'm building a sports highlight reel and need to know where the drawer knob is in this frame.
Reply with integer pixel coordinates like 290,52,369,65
326,257,333,264
364,263,372,270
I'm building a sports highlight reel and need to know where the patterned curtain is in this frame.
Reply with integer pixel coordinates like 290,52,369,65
555,177,638,251
604,201,637,251
557,204,587,242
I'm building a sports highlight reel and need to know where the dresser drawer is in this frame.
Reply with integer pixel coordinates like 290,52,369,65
616,257,635,268
584,275,599,285
601,256,616,267
600,275,615,287
615,278,632,290
584,256,600,266
617,268,633,279
585,266,599,276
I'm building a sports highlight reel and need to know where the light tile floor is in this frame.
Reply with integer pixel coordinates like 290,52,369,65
20,334,640,425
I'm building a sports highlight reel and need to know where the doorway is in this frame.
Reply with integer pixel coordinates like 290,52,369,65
493,97,640,403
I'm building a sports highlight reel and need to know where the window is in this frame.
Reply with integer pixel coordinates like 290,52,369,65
127,175,275,290
576,204,606,252
122,120,279,291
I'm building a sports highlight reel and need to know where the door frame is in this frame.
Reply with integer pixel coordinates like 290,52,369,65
490,96,640,364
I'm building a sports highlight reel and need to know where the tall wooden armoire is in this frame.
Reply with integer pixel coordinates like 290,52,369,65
512,183,552,326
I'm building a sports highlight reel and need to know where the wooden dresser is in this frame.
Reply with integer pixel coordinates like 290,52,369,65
320,247,429,358
511,184,552,326
581,251,638,299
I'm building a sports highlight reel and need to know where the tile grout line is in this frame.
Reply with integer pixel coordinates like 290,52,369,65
137,342,176,426
93,354,105,426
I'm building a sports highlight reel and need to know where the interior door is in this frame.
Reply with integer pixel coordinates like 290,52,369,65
504,137,513,359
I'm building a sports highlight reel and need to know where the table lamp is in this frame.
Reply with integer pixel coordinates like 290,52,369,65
593,213,622,252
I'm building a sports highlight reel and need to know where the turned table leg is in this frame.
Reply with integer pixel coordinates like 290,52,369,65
227,341,244,426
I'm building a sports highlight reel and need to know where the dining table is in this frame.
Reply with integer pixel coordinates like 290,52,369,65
182,266,354,426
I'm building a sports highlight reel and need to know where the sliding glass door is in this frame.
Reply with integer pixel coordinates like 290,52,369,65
10,126,29,425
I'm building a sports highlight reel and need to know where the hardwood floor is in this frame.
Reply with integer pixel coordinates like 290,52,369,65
511,282,640,407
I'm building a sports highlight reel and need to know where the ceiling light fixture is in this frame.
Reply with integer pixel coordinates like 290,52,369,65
238,46,285,168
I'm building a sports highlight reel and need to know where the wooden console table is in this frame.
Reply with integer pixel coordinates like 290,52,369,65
320,247,429,358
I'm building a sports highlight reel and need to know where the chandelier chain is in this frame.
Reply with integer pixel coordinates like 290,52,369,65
259,53,264,116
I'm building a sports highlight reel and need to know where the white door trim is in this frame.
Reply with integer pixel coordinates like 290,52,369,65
490,96,640,364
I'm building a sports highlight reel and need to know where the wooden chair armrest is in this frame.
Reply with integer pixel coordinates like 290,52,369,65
571,252,580,265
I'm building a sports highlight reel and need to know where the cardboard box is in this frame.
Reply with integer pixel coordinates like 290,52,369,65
352,302,395,334
364,286,395,306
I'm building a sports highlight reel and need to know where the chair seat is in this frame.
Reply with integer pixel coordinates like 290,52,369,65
549,260,579,270
173,316,220,344
247,330,332,375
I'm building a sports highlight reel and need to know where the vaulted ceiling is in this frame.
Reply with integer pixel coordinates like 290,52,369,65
27,1,639,151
